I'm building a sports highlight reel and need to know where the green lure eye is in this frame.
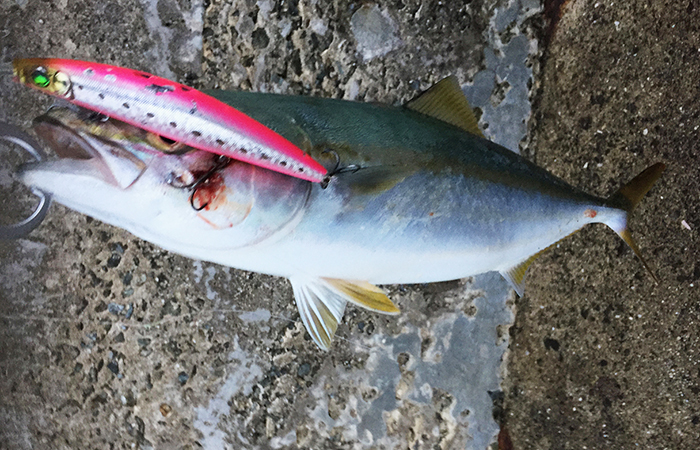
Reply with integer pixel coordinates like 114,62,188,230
31,67,51,88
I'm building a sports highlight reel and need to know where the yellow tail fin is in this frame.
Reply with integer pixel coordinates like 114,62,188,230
607,162,665,282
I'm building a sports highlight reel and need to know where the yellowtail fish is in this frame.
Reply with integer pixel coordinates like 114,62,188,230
17,77,664,350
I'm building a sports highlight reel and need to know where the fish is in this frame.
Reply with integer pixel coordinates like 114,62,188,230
12,58,327,182
17,77,664,350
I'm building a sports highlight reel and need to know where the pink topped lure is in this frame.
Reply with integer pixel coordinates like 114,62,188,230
12,58,327,182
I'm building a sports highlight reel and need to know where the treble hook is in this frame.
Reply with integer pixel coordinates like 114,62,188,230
0,121,52,239
320,149,361,189
189,155,231,211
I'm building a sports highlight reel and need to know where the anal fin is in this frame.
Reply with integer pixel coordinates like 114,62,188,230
289,277,400,351
500,261,530,297
500,246,553,297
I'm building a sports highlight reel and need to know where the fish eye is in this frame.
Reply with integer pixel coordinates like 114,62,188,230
30,66,51,88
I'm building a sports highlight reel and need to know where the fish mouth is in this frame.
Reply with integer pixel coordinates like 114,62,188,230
33,113,96,160
27,107,149,189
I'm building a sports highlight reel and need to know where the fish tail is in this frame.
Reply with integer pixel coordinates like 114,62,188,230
605,162,665,282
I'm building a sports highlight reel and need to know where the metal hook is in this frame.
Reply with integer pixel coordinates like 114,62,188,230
320,149,362,189
0,121,52,240
189,155,231,211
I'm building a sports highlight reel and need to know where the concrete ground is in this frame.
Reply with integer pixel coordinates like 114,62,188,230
0,0,698,449
504,1,700,448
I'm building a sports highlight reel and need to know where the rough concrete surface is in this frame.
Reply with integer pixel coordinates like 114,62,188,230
503,0,700,448
0,0,696,450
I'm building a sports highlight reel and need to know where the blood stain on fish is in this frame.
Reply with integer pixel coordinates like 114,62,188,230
192,172,226,211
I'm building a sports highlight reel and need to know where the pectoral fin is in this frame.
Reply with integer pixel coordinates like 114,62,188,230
289,277,399,350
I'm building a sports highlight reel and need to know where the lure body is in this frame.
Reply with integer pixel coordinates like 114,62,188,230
18,81,663,350
12,58,327,182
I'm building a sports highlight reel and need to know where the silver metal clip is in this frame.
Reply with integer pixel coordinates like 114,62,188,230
0,121,51,239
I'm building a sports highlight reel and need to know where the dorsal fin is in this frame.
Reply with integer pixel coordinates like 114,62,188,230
406,76,484,137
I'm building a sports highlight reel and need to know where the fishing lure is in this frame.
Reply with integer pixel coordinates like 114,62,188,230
12,58,327,182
